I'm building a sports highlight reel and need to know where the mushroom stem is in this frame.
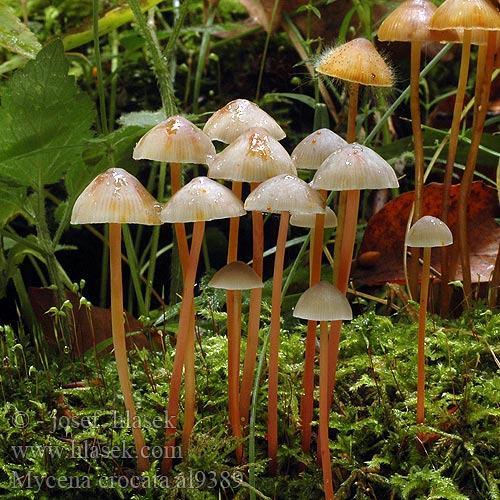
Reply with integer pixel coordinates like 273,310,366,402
319,320,335,500
162,220,206,475
301,211,325,455
457,33,496,298
240,192,264,427
408,40,424,300
417,246,431,425
268,210,291,475
227,288,244,462
109,223,150,473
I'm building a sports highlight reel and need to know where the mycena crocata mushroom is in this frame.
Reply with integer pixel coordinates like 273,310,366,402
290,208,338,457
208,260,264,463
208,126,297,427
160,176,245,474
311,143,399,401
405,215,453,425
244,173,325,474
71,167,162,473
293,281,352,500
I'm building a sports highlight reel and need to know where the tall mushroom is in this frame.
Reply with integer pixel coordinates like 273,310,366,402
405,215,453,424
293,281,352,500
208,260,264,463
244,173,325,474
71,167,162,473
160,176,245,474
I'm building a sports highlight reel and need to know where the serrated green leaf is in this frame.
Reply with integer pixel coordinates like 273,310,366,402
0,40,94,192
0,1,41,58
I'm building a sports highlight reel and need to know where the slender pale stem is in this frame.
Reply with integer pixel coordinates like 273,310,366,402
109,223,150,473
319,320,335,500
227,289,244,462
457,34,496,298
161,221,205,475
239,187,264,427
268,211,290,475
417,247,431,425
408,41,424,300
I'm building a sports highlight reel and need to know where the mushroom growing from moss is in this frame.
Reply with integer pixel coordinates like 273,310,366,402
71,167,162,473
208,261,264,463
244,173,325,474
293,281,352,500
160,176,245,474
405,215,453,424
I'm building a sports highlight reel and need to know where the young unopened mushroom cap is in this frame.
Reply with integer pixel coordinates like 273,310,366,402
293,281,353,321
207,127,296,182
161,176,245,223
203,99,286,144
133,115,216,164
310,143,399,191
208,261,264,290
429,0,500,31
291,129,348,170
71,167,162,225
405,215,453,247
316,38,394,87
244,174,326,214
290,207,338,228
378,0,458,42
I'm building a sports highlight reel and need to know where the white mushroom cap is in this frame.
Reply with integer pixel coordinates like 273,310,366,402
133,115,216,164
71,168,162,225
310,143,399,191
244,174,326,215
208,261,264,290
290,207,338,228
405,215,453,248
291,129,347,170
293,281,353,321
161,176,245,223
203,99,286,144
208,127,296,182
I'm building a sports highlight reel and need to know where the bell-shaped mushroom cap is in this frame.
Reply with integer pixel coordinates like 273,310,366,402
293,281,353,321
405,215,453,247
310,143,399,191
133,115,216,164
430,0,500,31
316,38,394,87
378,0,457,42
208,261,264,290
203,98,286,144
161,176,245,223
290,207,338,228
207,127,296,182
291,129,348,170
71,168,162,225
244,174,326,215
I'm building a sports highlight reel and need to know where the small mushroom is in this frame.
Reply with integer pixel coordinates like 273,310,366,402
405,215,453,425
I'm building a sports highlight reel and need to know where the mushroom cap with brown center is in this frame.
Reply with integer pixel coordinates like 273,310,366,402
161,176,245,223
208,127,296,182
133,115,216,164
310,143,399,191
203,99,286,144
71,167,162,225
244,174,326,214
291,129,348,170
405,215,453,247
293,281,353,321
208,261,264,290
316,38,394,87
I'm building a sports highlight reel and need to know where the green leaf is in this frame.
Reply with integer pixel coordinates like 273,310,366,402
0,1,41,58
0,40,95,192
